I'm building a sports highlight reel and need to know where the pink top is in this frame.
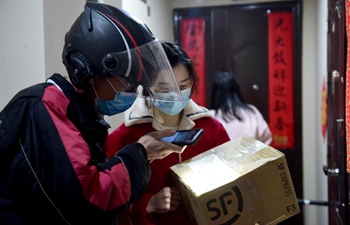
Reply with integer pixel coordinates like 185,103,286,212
210,104,272,144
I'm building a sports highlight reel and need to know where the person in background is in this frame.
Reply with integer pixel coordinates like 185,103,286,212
210,70,272,144
0,3,185,225
106,41,230,225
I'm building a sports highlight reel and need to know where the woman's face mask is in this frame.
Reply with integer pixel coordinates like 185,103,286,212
153,87,192,115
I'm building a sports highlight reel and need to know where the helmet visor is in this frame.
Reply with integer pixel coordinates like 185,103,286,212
102,40,182,102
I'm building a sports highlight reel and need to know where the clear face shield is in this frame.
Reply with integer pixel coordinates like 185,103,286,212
102,40,182,102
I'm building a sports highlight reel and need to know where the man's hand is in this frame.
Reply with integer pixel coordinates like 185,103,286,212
137,129,186,161
146,186,181,213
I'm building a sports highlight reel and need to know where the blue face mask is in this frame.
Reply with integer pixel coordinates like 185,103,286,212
97,91,137,116
153,87,191,116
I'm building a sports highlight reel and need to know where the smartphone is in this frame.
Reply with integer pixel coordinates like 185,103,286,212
161,128,204,146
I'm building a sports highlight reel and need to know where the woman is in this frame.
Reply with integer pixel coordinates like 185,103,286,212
210,70,272,144
106,42,230,225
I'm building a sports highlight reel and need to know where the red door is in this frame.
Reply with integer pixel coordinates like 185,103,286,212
326,0,350,224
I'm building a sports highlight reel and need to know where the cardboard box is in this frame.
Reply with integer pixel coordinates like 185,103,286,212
170,135,300,225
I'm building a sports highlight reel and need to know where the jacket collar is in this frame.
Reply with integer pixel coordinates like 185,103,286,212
47,73,110,127
47,73,110,164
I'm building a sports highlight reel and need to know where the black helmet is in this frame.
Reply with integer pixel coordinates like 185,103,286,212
62,2,181,101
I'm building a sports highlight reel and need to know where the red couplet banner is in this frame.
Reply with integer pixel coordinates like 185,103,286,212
268,12,295,149
321,76,327,142
345,1,350,173
181,18,206,107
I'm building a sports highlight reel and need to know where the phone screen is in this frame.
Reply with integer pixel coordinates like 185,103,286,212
173,130,198,142
161,129,203,145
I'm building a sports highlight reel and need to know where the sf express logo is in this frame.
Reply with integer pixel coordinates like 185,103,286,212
206,186,243,225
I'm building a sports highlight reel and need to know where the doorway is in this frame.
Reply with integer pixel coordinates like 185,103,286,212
173,2,303,225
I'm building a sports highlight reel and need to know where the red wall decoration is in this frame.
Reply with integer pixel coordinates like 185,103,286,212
321,76,327,142
181,18,206,107
268,12,295,149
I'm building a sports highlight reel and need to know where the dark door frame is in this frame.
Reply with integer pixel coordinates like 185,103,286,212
326,0,350,224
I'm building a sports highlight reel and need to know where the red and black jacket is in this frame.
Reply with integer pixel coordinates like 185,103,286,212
0,73,150,225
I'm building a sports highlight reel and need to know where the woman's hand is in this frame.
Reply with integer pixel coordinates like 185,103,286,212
146,186,182,213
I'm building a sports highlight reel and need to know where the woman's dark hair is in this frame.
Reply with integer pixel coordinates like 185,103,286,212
210,70,254,122
161,41,198,92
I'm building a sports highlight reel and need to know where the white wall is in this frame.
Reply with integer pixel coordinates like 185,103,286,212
301,0,328,224
302,0,328,224
43,0,86,79
302,6,317,211
122,0,173,41
0,0,45,109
